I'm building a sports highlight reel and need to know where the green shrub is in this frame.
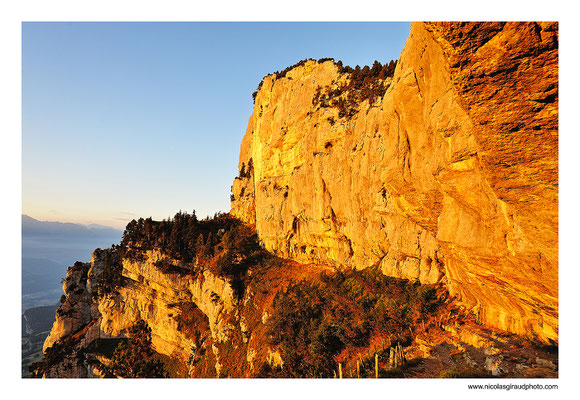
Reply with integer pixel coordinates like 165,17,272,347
93,247,123,298
120,211,242,264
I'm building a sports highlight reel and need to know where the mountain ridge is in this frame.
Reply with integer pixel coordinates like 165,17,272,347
31,21,558,379
22,214,122,236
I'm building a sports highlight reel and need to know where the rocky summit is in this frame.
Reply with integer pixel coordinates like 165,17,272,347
32,22,558,379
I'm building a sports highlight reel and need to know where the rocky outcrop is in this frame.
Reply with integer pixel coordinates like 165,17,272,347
36,21,558,379
40,250,117,378
96,249,239,362
231,22,558,343
36,224,558,378
43,260,98,353
36,244,294,378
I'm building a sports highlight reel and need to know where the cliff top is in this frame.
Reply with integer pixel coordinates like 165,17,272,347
252,57,397,103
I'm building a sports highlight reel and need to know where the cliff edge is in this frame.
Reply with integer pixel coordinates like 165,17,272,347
34,21,559,379
231,22,558,343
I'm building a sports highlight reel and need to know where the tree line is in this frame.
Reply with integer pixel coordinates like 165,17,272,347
252,57,397,107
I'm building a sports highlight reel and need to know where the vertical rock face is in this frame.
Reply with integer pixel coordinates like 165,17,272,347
96,249,241,359
231,22,558,343
37,248,239,377
35,237,334,378
36,21,558,379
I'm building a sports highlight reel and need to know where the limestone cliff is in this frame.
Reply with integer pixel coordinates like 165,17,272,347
231,22,558,343
34,21,559,379
36,247,252,377
34,219,558,378
33,218,332,378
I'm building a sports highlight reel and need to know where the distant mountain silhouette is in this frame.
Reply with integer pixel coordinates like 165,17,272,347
22,215,123,310
22,215,122,238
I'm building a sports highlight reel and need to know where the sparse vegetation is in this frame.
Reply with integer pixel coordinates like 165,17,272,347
93,247,123,298
313,59,397,120
29,332,82,377
263,267,445,378
238,158,253,179
97,320,169,378
120,211,270,299
252,58,319,102
251,58,397,108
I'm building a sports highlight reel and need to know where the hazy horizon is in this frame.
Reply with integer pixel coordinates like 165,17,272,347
22,213,123,311
22,213,124,231
22,22,411,229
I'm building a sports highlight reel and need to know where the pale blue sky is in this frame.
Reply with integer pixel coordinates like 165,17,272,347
22,22,411,228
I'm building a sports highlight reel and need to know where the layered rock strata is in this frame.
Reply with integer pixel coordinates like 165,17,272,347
39,248,243,377
37,21,559,379
36,246,324,378
37,245,558,378
231,22,558,343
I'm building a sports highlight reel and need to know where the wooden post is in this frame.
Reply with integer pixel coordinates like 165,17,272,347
339,362,342,379
357,359,360,378
375,353,378,378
